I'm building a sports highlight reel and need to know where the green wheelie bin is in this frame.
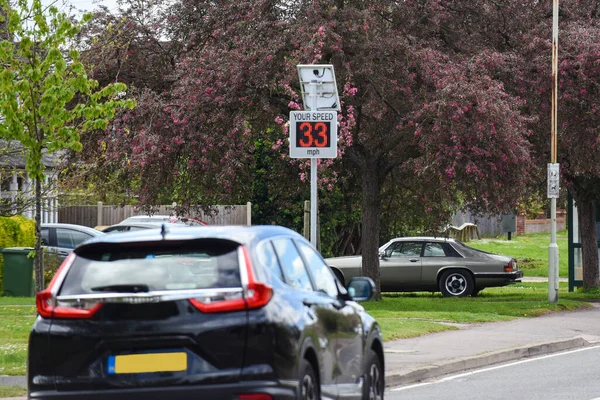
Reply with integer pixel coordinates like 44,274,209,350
1,247,35,297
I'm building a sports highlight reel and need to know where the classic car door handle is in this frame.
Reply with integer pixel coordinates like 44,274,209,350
410,258,419,262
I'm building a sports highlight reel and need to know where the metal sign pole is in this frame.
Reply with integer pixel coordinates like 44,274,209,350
548,0,559,303
310,82,318,247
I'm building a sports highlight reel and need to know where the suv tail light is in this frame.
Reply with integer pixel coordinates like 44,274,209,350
36,290,102,319
190,246,272,313
36,253,103,319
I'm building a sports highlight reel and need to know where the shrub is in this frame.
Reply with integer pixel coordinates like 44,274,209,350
43,249,63,288
0,216,36,294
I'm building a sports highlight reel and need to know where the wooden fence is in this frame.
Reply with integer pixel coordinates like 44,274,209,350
452,209,567,237
451,210,503,237
58,202,252,228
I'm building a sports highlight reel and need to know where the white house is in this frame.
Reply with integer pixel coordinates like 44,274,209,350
0,140,60,222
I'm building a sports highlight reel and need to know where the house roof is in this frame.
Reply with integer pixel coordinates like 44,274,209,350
0,140,63,169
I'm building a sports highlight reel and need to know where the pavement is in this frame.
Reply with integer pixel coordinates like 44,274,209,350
1,290,596,400
383,302,600,387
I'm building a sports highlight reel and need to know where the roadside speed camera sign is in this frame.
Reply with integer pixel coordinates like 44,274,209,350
289,110,337,158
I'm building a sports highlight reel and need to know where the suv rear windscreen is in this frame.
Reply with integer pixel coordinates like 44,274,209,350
59,239,242,296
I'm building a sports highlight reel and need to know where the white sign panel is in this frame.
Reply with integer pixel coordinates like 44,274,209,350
289,111,337,158
547,163,560,199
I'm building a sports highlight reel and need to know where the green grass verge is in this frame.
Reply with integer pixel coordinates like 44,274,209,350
0,297,35,376
0,386,27,397
0,297,35,306
466,230,569,277
374,319,458,341
363,282,597,342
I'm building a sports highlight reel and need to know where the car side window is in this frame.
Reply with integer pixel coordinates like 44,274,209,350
40,228,50,246
396,242,422,257
56,229,74,248
385,242,402,257
272,238,313,291
57,229,93,249
423,243,446,257
442,243,463,257
256,240,284,281
296,241,338,298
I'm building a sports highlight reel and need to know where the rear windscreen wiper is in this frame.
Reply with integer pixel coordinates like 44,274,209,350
91,284,150,293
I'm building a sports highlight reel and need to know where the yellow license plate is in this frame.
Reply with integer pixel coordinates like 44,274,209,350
108,352,187,374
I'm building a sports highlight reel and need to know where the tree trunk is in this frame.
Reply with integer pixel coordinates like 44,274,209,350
360,160,382,300
577,197,600,288
34,176,44,293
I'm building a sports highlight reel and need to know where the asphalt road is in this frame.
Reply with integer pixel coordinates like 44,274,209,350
386,345,600,400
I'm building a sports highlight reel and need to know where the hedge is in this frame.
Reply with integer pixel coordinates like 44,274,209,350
0,215,36,294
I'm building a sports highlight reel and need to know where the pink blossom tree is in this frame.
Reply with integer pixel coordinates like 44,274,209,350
277,1,533,296
76,0,535,297
423,0,600,288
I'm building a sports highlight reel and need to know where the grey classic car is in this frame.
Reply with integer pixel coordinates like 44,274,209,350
325,237,523,297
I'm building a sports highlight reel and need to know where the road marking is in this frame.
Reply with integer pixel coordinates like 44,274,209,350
391,345,600,392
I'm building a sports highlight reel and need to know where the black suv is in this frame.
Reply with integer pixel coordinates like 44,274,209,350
29,225,384,400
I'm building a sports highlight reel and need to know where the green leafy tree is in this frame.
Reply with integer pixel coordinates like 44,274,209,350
0,0,135,292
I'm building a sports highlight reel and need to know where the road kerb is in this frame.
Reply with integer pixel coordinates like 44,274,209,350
384,336,591,388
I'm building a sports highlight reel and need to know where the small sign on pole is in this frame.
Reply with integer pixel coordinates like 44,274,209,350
547,163,560,199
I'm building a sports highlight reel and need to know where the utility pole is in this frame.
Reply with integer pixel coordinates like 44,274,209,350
548,0,560,303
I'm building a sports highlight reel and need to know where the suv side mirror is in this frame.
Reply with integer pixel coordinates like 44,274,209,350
347,277,376,302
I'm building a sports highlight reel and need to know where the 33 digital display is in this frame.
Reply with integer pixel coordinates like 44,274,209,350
295,121,331,148
289,111,338,159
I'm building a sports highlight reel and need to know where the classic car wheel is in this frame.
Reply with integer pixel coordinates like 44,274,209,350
363,349,384,400
439,269,474,297
298,358,319,400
